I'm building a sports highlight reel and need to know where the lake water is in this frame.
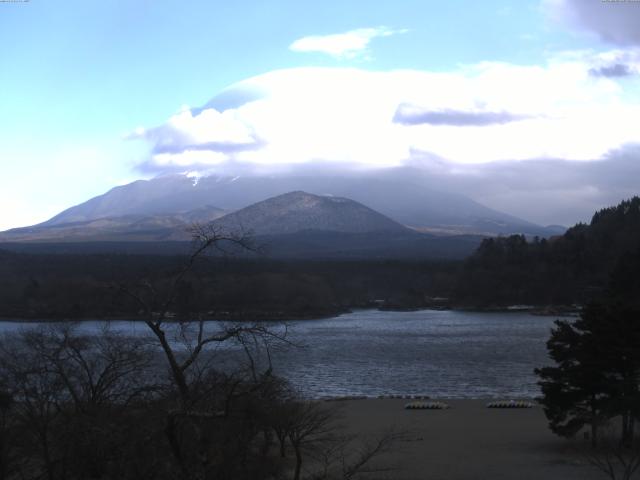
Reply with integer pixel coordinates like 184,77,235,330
0,309,562,399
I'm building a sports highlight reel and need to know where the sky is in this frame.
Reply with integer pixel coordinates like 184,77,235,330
1,0,640,229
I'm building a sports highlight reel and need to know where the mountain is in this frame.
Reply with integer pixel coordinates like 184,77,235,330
212,191,407,235
0,190,484,259
1,192,407,242
0,206,226,242
36,169,558,236
206,191,479,258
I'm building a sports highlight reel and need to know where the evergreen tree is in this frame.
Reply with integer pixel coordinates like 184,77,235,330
535,312,610,446
587,303,640,447
536,249,640,447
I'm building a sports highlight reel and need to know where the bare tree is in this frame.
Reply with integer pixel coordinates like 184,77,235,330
0,330,68,480
0,389,14,480
0,224,405,480
0,325,159,480
338,430,403,480
117,224,280,404
286,401,339,480
19,325,157,411
586,423,640,480
269,397,404,480
303,428,404,480
116,224,295,480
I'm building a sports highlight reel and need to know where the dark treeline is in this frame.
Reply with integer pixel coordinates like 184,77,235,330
0,250,458,320
2,196,639,319
455,196,640,307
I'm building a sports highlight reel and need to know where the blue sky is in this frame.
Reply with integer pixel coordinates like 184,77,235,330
1,0,640,229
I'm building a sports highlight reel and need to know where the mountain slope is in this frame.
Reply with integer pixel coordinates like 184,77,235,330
0,191,484,259
38,169,556,236
212,191,407,235
0,206,226,242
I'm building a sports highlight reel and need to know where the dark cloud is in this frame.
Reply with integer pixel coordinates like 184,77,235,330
551,0,640,46
589,63,633,78
406,144,640,226
393,104,530,126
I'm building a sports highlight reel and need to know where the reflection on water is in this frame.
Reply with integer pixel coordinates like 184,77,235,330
0,309,559,398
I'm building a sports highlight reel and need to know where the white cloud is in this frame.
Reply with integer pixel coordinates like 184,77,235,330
134,53,640,174
289,27,406,59
152,150,228,167
132,108,257,154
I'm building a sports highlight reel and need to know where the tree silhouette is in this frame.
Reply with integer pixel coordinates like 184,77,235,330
535,309,610,446
536,249,640,447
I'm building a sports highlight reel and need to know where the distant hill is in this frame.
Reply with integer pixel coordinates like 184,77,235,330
32,170,559,236
455,196,640,306
0,191,409,241
0,191,483,259
212,191,407,235
0,206,227,242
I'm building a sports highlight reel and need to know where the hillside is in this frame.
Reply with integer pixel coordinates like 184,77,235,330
454,196,640,307
0,190,484,259
0,206,227,242
33,170,558,236
212,191,408,235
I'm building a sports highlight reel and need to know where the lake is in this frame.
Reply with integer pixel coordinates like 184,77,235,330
0,309,562,399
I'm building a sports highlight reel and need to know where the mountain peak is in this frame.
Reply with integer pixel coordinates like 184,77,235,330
15,169,552,236
212,190,408,235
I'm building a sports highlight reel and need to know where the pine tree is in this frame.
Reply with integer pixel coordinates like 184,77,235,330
535,312,610,446
536,249,640,447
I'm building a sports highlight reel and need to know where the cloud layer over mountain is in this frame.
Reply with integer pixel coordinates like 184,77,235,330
128,29,640,227
133,58,640,173
406,145,640,226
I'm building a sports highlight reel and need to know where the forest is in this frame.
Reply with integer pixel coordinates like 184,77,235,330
0,196,639,320
455,196,640,307
0,250,458,320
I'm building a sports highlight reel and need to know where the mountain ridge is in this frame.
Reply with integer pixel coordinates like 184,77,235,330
32,170,560,237
0,190,485,259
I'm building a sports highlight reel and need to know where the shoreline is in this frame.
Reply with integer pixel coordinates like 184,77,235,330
321,395,540,402
333,398,599,480
0,304,580,323
0,309,348,324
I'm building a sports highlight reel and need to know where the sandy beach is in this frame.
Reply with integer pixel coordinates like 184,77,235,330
333,399,602,480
